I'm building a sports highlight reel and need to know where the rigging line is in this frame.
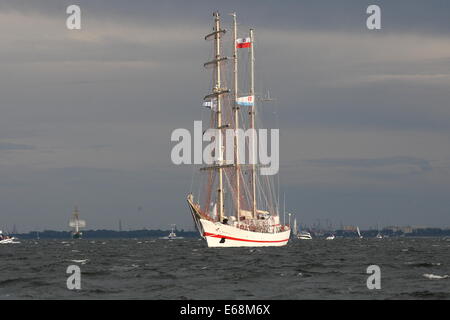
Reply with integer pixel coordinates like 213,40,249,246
240,167,253,210
265,173,277,214
223,169,237,210
191,104,207,194
270,95,281,214
256,172,271,213
251,31,280,214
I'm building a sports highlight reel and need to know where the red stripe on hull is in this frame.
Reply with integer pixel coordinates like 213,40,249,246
236,43,251,48
203,232,289,243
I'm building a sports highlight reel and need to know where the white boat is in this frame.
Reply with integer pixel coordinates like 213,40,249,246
0,231,20,244
376,233,383,239
292,217,298,239
0,238,20,244
357,226,363,239
69,206,86,239
297,231,312,240
186,12,290,247
162,225,184,240
325,234,335,240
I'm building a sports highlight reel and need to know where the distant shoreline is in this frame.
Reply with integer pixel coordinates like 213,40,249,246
11,229,199,239
7,227,450,239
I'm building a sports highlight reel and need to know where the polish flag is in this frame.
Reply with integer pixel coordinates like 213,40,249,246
236,95,254,106
236,37,251,48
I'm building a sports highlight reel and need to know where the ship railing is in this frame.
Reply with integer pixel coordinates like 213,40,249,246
235,221,284,234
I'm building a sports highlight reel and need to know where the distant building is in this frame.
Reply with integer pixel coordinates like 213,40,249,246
401,226,413,234
384,226,401,233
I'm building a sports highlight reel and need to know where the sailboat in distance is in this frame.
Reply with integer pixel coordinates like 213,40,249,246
356,226,363,239
187,12,291,247
69,206,86,239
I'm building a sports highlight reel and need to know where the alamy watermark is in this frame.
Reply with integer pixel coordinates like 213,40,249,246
366,265,381,290
171,121,279,175
66,265,81,290
66,5,81,30
366,5,381,30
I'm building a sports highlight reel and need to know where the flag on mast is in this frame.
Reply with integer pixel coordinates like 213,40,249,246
236,95,254,106
236,37,251,48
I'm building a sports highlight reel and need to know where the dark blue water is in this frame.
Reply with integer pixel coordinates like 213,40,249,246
1,237,449,299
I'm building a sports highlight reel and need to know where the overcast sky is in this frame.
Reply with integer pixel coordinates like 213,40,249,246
0,0,449,232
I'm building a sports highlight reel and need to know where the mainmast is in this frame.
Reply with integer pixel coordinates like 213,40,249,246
232,13,240,221
249,28,257,218
73,206,79,233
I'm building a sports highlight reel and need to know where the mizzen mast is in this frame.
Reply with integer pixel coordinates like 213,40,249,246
249,28,257,218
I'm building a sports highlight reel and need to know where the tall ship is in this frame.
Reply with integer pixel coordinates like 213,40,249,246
187,12,291,247
69,206,86,239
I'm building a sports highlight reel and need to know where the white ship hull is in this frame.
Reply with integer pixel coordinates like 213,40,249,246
199,219,290,248
188,196,290,247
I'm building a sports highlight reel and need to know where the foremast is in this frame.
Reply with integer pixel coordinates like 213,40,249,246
204,12,227,222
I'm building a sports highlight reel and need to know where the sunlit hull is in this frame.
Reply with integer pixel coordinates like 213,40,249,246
188,199,290,247
199,219,290,247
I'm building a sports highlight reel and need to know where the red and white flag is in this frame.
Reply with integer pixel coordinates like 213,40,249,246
236,37,251,48
236,95,254,106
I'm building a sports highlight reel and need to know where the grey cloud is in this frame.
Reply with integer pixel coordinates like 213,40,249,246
303,156,432,172
0,142,35,150
1,1,449,230
2,0,449,34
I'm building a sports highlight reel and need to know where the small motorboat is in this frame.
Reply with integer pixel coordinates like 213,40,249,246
161,224,184,240
0,231,20,244
325,234,335,240
297,231,312,240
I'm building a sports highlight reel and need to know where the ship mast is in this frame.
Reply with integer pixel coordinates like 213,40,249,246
249,28,257,218
214,12,225,223
204,12,226,222
73,206,79,233
232,13,240,221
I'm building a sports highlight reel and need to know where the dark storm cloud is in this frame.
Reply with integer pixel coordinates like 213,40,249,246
0,0,449,230
2,0,449,34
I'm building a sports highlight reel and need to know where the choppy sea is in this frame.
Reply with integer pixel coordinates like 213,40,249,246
0,237,449,299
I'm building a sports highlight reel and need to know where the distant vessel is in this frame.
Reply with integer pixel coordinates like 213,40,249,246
0,230,20,244
357,226,363,239
186,12,290,247
376,233,383,239
297,231,312,240
69,206,86,239
325,234,335,240
162,225,184,240
292,217,298,239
